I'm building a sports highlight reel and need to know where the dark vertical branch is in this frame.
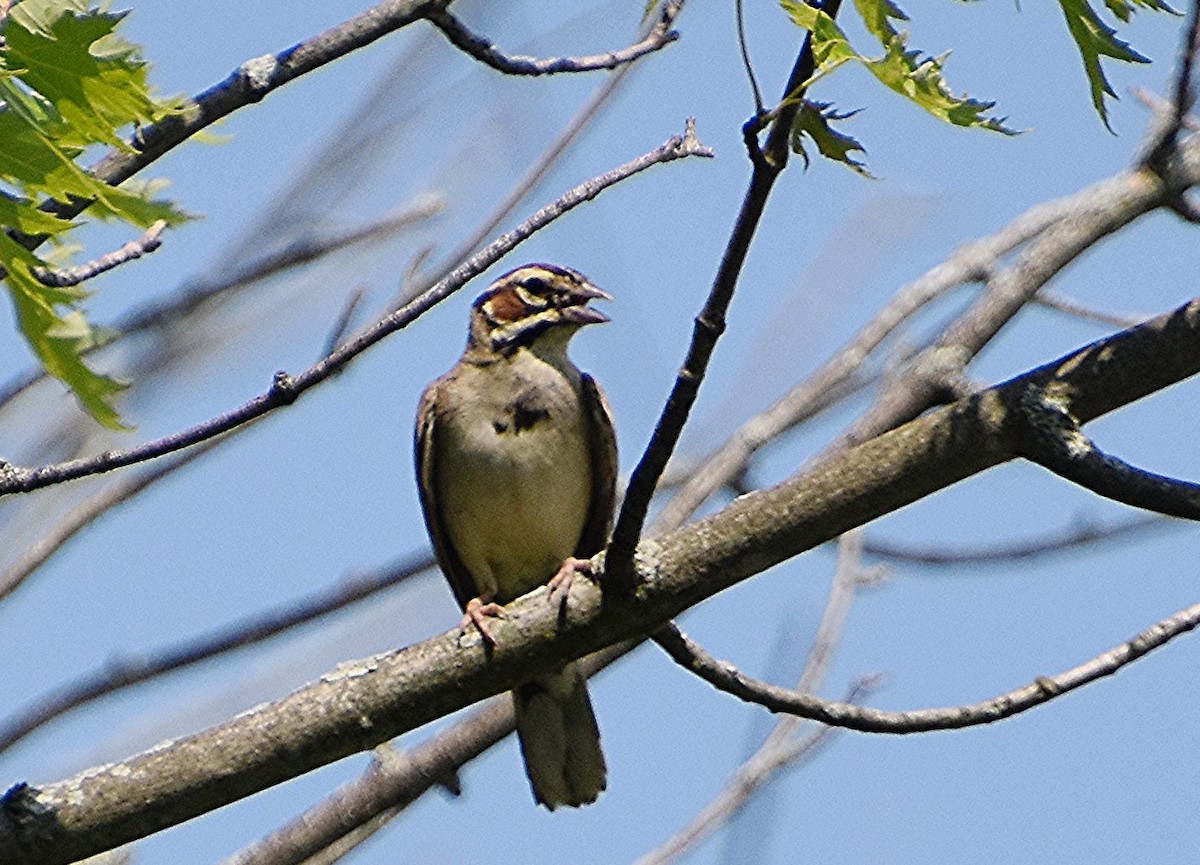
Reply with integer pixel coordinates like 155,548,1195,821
605,0,842,591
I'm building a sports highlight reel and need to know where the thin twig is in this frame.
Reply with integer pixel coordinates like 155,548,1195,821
0,195,444,413
653,599,1200,733
1032,289,1146,329
31,222,168,288
425,1,680,76
734,0,764,113
861,514,1171,567
0,124,711,497
0,554,434,755
390,39,641,309
321,287,368,358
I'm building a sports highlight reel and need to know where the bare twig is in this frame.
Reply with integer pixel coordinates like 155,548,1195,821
0,124,712,497
425,0,681,76
734,0,764,113
862,514,1171,567
652,599,1200,733
1032,289,1146,329
0,554,434,756
31,222,168,288
321,287,368,358
0,195,444,413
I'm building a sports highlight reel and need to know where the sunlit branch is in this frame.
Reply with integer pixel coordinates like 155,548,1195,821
425,0,681,76
31,221,168,288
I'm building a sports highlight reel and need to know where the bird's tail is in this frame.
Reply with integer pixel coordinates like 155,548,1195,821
512,662,606,809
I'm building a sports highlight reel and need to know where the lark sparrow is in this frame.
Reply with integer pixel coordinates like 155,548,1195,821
414,263,617,809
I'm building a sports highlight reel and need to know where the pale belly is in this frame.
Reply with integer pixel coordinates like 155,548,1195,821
438,396,592,603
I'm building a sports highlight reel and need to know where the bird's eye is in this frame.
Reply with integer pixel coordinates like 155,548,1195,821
522,276,551,295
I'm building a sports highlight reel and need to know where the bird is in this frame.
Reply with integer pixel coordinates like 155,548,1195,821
414,262,617,809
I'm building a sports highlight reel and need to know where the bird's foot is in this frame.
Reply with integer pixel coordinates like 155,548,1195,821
461,594,505,647
547,557,594,610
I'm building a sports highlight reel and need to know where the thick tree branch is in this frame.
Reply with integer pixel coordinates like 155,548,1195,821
652,600,1200,732
425,1,681,76
0,125,711,497
5,292,1200,864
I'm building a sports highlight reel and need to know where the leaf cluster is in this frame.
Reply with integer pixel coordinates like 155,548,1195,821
780,0,1175,173
0,0,186,428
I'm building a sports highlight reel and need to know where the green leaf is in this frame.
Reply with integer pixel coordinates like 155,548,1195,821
780,0,1018,135
791,100,872,176
1058,0,1154,130
0,0,189,427
1103,0,1178,23
0,232,128,429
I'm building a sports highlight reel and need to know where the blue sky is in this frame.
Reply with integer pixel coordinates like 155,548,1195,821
2,2,1198,864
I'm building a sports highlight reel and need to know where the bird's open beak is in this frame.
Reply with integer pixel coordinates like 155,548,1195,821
562,284,612,326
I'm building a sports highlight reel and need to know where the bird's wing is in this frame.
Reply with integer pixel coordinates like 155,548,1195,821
576,372,618,558
415,381,479,610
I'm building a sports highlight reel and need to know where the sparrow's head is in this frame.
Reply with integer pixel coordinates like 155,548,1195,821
469,263,612,354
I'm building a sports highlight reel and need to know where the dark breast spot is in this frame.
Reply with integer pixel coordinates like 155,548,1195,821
493,395,550,435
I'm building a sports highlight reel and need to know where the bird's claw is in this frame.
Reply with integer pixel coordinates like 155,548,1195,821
461,595,505,647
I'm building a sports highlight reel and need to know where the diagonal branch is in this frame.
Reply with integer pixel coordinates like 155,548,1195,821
0,124,712,498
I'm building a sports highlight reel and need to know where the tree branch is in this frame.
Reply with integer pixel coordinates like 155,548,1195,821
0,125,712,497
425,0,681,76
651,600,1200,732
861,514,1172,567
606,0,845,590
1019,382,1200,518
30,221,168,288
6,291,1200,864
0,555,433,756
